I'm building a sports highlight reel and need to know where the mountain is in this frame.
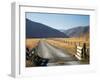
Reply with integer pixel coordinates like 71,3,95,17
26,19,68,38
60,26,89,37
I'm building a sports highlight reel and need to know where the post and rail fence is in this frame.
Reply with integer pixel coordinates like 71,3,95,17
51,39,89,60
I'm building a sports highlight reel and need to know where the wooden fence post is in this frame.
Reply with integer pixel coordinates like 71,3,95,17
75,43,87,60
82,43,87,58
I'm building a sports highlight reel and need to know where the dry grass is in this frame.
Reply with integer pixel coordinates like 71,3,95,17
26,37,89,67
46,37,89,55
46,39,76,55
26,37,89,55
26,38,40,50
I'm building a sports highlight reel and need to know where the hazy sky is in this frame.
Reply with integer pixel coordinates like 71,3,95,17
26,12,89,30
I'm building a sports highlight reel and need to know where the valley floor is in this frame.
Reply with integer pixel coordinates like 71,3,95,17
26,38,89,67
